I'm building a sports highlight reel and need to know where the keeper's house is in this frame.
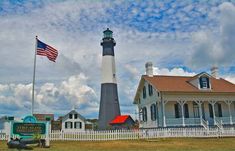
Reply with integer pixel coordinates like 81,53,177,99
133,62,235,129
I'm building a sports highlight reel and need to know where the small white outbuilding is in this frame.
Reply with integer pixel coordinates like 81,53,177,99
61,109,86,132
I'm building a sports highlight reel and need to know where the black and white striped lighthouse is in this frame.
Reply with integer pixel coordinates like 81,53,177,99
98,28,121,129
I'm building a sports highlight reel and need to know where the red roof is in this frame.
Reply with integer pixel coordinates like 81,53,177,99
109,115,130,124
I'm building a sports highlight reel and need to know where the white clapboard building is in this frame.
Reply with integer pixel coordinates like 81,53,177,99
61,109,86,132
134,62,235,129
0,116,9,133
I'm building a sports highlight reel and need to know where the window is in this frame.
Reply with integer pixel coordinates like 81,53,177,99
215,103,222,117
150,104,156,121
142,107,147,122
174,104,181,118
69,114,73,119
143,86,146,99
174,103,189,118
199,77,210,89
193,102,199,118
148,84,153,96
209,103,222,118
74,122,82,129
65,122,72,129
74,114,78,119
184,104,189,118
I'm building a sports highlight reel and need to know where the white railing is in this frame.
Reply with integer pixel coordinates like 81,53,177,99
214,117,223,130
201,119,208,129
166,118,183,126
1,128,235,141
216,117,231,125
185,118,201,126
166,118,201,127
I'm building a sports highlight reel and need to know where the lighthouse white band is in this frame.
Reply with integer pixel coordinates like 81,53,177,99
101,56,117,84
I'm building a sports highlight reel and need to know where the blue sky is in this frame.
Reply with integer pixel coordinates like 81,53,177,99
0,0,235,119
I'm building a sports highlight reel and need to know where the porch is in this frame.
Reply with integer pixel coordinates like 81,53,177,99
162,100,235,128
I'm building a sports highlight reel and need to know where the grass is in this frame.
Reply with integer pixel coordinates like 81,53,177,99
1,138,235,151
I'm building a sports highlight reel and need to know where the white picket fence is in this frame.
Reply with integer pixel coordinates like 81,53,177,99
49,127,235,141
1,127,235,141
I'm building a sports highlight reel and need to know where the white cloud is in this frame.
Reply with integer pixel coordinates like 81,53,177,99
153,67,196,76
224,76,235,84
0,73,98,117
188,2,235,69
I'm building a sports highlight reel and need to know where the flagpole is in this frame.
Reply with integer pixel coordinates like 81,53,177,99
32,36,38,115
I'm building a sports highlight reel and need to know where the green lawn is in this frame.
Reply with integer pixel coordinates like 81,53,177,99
1,138,235,151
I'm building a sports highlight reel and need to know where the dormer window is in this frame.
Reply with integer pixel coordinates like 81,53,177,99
199,76,210,89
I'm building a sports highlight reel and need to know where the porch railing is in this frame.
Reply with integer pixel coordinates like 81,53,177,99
166,118,183,126
166,118,201,127
214,117,223,129
185,118,201,126
215,117,231,125
201,119,208,129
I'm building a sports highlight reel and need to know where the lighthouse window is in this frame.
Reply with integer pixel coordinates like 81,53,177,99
143,86,146,99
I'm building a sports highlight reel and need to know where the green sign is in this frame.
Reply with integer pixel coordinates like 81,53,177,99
13,123,46,136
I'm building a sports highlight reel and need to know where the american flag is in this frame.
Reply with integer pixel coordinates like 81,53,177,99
36,39,58,62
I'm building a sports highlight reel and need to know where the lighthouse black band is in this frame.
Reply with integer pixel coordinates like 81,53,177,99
101,40,115,56
98,83,120,129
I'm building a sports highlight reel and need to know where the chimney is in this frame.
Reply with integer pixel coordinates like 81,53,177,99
145,62,153,77
211,66,219,79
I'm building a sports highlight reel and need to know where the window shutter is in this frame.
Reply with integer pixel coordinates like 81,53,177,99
199,77,203,88
156,103,159,120
153,104,156,120
206,78,210,88
143,107,147,122
74,122,77,129
218,104,222,117
150,104,156,121
184,104,189,118
175,104,179,118
65,122,67,129
143,86,146,99
70,122,73,129
80,122,82,129
148,84,153,96
209,104,213,118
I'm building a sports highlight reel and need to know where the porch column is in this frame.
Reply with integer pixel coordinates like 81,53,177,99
209,101,217,125
225,101,232,125
195,101,203,125
162,100,168,127
177,100,186,127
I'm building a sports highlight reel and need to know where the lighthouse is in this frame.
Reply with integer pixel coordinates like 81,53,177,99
98,28,121,129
